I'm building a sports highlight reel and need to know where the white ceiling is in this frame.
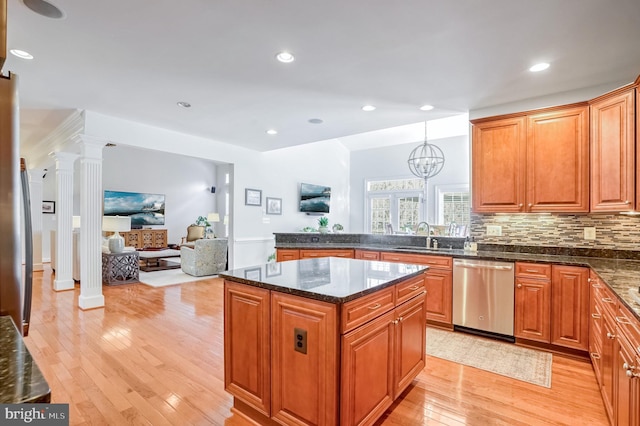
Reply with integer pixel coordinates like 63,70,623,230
5,0,640,152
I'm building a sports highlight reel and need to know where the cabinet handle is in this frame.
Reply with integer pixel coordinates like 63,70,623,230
591,313,601,319
409,285,420,291
626,370,640,378
525,269,539,273
592,283,602,288
518,203,524,208
602,297,614,304
607,332,616,339
528,203,533,207
591,353,601,360
398,316,403,322
368,303,382,310
517,283,522,288
625,200,631,204
623,363,635,371
391,320,398,325
615,316,632,325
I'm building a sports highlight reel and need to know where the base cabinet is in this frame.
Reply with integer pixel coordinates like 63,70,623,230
277,249,300,262
224,276,426,426
551,266,590,350
515,277,551,342
341,293,426,426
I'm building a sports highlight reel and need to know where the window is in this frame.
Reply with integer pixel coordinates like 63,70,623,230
366,178,424,234
435,184,470,231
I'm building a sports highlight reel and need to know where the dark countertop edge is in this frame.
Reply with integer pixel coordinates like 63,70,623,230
219,266,428,304
275,244,640,320
0,316,52,404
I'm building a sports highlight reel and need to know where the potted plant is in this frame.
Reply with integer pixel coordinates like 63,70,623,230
332,223,344,233
318,217,329,234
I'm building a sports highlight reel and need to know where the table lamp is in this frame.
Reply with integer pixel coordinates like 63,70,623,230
102,216,131,253
207,213,220,238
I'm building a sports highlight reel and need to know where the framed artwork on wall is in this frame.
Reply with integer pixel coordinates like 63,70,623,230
266,197,282,215
42,201,55,214
245,188,262,206
244,267,262,281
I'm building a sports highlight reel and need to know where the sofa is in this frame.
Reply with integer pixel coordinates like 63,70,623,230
180,238,228,277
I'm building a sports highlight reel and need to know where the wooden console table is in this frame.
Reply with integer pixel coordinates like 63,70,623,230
102,251,140,285
106,228,168,249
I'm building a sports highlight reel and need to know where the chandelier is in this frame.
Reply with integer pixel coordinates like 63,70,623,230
407,121,445,181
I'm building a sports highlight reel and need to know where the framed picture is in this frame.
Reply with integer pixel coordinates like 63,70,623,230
266,197,282,215
244,267,262,281
266,262,282,277
42,201,56,214
245,188,262,206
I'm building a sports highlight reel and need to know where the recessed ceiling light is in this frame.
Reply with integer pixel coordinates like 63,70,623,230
308,118,323,124
23,0,65,19
362,105,376,112
419,104,434,111
266,129,278,135
9,49,34,60
529,62,550,72
276,52,295,63
177,101,191,108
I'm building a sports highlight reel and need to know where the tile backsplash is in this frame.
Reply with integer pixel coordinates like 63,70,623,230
471,213,640,251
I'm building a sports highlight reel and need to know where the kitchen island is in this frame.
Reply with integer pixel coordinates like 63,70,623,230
220,257,429,426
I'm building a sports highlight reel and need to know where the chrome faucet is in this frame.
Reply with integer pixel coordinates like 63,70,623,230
415,222,431,248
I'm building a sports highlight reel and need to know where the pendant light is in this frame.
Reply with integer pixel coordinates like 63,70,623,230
407,121,445,181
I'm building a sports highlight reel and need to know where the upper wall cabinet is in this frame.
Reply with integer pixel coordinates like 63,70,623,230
471,117,526,213
590,86,636,212
472,104,589,213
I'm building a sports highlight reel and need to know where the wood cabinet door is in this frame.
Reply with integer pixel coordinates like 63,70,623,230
277,249,300,262
471,116,527,213
590,88,635,212
514,277,551,343
424,269,452,325
393,293,426,398
271,292,338,426
341,310,395,426
223,281,271,416
551,265,589,350
526,105,589,212
615,333,640,426
153,229,167,247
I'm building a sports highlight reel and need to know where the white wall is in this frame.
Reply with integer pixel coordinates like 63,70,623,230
83,111,350,269
102,145,219,245
349,135,469,232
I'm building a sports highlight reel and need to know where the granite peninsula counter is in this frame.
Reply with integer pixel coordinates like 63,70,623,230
220,257,429,426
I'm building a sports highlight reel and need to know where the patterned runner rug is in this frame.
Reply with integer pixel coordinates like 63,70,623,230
426,328,552,388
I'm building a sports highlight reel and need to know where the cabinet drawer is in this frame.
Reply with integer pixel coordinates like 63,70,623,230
355,250,380,260
592,278,617,316
341,287,395,334
380,252,452,270
396,274,427,305
300,249,354,259
615,303,640,353
515,262,551,279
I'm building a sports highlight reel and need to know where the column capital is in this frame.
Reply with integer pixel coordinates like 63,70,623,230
74,134,110,160
49,151,79,167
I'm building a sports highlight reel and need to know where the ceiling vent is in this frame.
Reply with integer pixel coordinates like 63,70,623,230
22,0,64,19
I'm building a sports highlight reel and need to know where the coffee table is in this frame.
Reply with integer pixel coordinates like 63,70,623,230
138,249,181,272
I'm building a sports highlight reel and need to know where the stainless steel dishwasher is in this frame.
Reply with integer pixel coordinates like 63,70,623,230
452,259,515,340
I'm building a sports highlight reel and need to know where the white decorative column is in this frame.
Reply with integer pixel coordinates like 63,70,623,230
50,152,79,291
77,135,107,310
28,168,45,272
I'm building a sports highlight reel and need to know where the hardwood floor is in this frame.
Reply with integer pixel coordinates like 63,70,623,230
24,266,608,425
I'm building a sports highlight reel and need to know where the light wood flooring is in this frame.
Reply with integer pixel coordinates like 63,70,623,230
23,266,609,425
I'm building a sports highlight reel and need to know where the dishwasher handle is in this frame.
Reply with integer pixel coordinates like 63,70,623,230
455,262,513,271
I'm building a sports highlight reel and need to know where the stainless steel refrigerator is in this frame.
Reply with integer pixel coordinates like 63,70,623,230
0,72,33,336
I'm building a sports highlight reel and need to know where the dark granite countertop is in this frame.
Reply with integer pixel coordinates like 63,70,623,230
274,241,640,320
220,257,428,304
0,316,51,403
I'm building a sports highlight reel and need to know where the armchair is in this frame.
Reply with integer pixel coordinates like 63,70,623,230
181,225,205,245
180,238,228,277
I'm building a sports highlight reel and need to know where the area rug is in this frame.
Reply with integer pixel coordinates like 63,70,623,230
138,269,211,287
426,328,552,388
